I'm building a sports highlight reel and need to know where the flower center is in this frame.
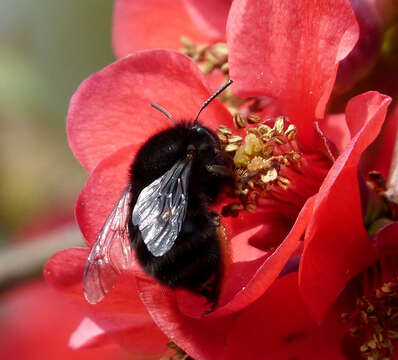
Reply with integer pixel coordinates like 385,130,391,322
180,37,229,75
179,37,330,218
341,175,398,359
342,259,398,359
217,116,329,217
180,37,245,111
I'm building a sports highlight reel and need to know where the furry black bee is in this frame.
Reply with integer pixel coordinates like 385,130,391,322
83,80,233,311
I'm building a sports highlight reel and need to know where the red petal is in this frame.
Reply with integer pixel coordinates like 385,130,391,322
319,114,351,155
247,214,292,251
136,277,238,359
360,105,398,178
300,92,391,322
76,145,137,246
374,221,398,255
211,196,315,317
174,198,314,319
183,0,231,40
113,0,211,58
44,248,169,355
227,0,359,149
0,281,129,360
44,247,143,310
67,49,231,172
44,247,89,300
334,0,382,94
224,273,347,360
69,317,112,350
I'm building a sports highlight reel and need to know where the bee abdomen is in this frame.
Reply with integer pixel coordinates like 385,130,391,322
131,214,223,303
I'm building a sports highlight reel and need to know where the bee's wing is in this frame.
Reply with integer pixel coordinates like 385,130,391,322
83,184,132,304
132,158,192,257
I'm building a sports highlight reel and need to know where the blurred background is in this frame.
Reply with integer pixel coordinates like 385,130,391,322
0,2,122,358
0,1,114,242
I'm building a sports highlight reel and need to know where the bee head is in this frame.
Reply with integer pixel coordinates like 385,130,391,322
187,124,232,188
188,124,219,155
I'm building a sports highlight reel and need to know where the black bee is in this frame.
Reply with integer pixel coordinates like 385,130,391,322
83,80,233,311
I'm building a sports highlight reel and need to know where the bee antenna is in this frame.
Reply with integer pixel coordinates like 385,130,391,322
194,79,233,125
151,103,176,125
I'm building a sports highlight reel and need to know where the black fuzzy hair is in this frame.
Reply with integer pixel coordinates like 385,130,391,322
129,122,232,308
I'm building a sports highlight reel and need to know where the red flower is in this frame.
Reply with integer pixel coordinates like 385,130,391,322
45,245,170,357
331,0,398,112
0,280,129,360
44,0,396,358
113,0,232,57
113,0,398,102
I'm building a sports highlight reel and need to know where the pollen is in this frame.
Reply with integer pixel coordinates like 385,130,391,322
180,37,228,75
180,37,247,115
179,38,329,215
217,116,302,211
162,341,190,360
343,271,398,359
233,113,246,128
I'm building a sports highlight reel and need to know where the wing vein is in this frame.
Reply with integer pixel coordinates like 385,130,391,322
132,158,192,257
83,184,133,304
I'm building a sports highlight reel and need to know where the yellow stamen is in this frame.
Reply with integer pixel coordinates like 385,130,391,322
217,116,302,212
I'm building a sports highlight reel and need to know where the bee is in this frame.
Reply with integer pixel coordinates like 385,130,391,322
83,80,233,311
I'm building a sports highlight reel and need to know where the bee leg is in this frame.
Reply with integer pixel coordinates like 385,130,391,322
202,294,218,315
199,274,221,315
203,302,217,316
205,164,232,178
209,212,220,227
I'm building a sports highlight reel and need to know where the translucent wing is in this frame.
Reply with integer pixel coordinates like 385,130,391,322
83,184,132,304
132,158,192,257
